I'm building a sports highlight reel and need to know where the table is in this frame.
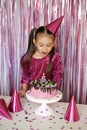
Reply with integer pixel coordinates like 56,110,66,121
0,95,87,130
26,90,62,116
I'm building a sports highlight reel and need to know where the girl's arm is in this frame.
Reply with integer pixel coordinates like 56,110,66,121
52,53,63,89
18,65,30,98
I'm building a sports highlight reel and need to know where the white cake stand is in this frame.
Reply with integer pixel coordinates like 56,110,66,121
26,90,62,116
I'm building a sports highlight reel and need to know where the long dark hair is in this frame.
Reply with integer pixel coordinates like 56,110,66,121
21,26,56,74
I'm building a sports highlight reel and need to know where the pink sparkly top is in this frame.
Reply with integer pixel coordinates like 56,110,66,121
21,52,63,89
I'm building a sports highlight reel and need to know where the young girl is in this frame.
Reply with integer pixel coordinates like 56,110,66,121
18,17,63,98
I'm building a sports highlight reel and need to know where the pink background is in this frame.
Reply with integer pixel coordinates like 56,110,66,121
0,0,87,104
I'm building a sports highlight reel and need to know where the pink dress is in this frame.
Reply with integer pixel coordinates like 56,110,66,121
21,52,63,90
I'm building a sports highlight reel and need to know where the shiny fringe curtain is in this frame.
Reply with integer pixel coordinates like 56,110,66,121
0,0,87,104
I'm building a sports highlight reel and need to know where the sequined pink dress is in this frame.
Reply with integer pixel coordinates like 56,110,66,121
21,52,63,90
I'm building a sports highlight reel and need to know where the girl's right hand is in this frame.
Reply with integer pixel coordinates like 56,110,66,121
18,89,27,98
18,83,28,98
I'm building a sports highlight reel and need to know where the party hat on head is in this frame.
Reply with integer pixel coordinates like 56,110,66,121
8,88,23,113
46,16,64,35
0,99,12,120
64,96,80,122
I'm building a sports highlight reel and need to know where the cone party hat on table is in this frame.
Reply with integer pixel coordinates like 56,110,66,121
0,99,12,120
8,88,23,113
46,16,64,35
64,96,80,122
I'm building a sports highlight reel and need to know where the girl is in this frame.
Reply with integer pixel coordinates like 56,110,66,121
18,25,63,98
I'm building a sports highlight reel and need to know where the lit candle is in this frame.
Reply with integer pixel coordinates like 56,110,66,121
41,73,46,83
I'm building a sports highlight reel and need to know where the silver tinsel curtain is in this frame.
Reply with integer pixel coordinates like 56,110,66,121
0,0,87,104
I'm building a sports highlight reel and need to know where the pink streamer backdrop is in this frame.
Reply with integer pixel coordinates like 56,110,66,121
0,0,87,104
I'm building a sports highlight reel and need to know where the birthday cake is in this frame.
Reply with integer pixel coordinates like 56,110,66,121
29,73,58,99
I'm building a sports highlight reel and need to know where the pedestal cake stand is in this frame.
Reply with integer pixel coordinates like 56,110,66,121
26,90,62,116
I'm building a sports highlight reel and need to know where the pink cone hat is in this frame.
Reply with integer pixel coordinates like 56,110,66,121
8,88,23,113
0,99,12,120
46,16,64,35
64,96,80,122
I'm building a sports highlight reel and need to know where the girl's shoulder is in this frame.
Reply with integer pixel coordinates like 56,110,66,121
52,52,62,66
21,54,27,61
52,52,61,61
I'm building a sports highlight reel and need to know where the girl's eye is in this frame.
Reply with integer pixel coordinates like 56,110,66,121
47,45,51,47
39,44,44,47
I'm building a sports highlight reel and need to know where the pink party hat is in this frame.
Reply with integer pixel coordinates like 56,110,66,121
46,16,64,35
64,96,80,122
0,99,12,120
8,88,23,113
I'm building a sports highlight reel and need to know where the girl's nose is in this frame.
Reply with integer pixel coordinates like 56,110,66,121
43,46,47,51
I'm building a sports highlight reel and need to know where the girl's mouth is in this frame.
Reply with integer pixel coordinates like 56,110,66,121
42,52,47,55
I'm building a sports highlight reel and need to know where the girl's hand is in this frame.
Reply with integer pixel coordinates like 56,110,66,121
18,89,27,98
18,83,28,98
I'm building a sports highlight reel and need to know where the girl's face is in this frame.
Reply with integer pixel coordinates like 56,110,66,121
33,33,55,58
